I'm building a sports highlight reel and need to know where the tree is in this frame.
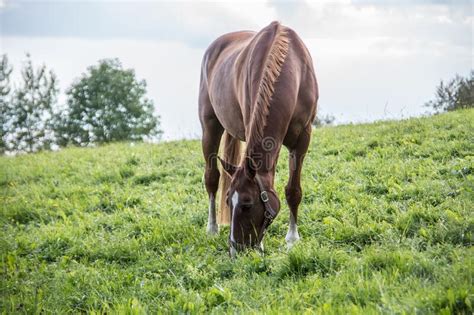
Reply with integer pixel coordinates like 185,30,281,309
425,71,473,113
3,54,58,153
55,59,161,146
312,111,335,128
0,55,13,154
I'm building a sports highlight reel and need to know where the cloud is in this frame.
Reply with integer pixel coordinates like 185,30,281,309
268,0,471,46
0,1,265,48
2,1,470,50
352,0,471,4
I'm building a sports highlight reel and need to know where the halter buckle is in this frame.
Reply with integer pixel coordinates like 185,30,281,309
264,211,274,220
260,191,269,203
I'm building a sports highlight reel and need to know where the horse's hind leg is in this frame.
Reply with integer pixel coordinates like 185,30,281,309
202,115,224,235
285,125,311,248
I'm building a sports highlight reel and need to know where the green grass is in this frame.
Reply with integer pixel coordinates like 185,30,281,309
1,110,473,314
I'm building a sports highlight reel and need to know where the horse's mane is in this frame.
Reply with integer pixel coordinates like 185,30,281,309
246,22,289,156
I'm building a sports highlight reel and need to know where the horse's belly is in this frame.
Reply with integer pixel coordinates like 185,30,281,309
208,72,246,141
212,99,246,141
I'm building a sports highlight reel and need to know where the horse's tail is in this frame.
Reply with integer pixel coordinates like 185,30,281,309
217,131,241,225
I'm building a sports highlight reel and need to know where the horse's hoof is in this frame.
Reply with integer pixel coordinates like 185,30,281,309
229,245,237,259
285,231,300,249
206,223,218,235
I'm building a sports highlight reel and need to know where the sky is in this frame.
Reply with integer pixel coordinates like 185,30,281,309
0,0,472,140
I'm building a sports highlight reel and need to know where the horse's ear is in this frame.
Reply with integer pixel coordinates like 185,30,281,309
218,157,237,177
244,155,257,179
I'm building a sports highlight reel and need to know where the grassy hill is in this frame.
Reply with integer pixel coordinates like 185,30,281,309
1,110,473,313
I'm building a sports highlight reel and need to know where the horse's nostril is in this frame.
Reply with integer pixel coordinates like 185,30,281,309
240,203,252,211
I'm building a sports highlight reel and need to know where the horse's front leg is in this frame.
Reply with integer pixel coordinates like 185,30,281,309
285,126,311,248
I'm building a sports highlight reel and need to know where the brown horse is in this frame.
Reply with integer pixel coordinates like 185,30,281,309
199,21,318,256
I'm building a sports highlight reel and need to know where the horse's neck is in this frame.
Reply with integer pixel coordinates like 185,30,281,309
248,136,281,169
256,169,276,189
251,146,279,187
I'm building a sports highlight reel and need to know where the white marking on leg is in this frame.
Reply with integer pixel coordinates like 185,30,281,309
230,191,239,243
206,193,218,235
230,245,237,259
285,212,300,248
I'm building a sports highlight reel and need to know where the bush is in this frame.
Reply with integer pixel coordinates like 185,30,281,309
425,71,473,113
313,112,335,127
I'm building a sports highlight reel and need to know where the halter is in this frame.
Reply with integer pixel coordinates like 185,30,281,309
229,174,278,252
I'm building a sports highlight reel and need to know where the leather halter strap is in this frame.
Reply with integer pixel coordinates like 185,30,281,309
254,175,278,245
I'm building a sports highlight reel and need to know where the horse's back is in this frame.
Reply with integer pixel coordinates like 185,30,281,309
199,23,318,145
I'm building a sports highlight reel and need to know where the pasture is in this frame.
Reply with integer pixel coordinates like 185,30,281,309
1,109,473,313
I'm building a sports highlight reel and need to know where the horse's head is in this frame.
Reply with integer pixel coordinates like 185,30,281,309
219,156,280,257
